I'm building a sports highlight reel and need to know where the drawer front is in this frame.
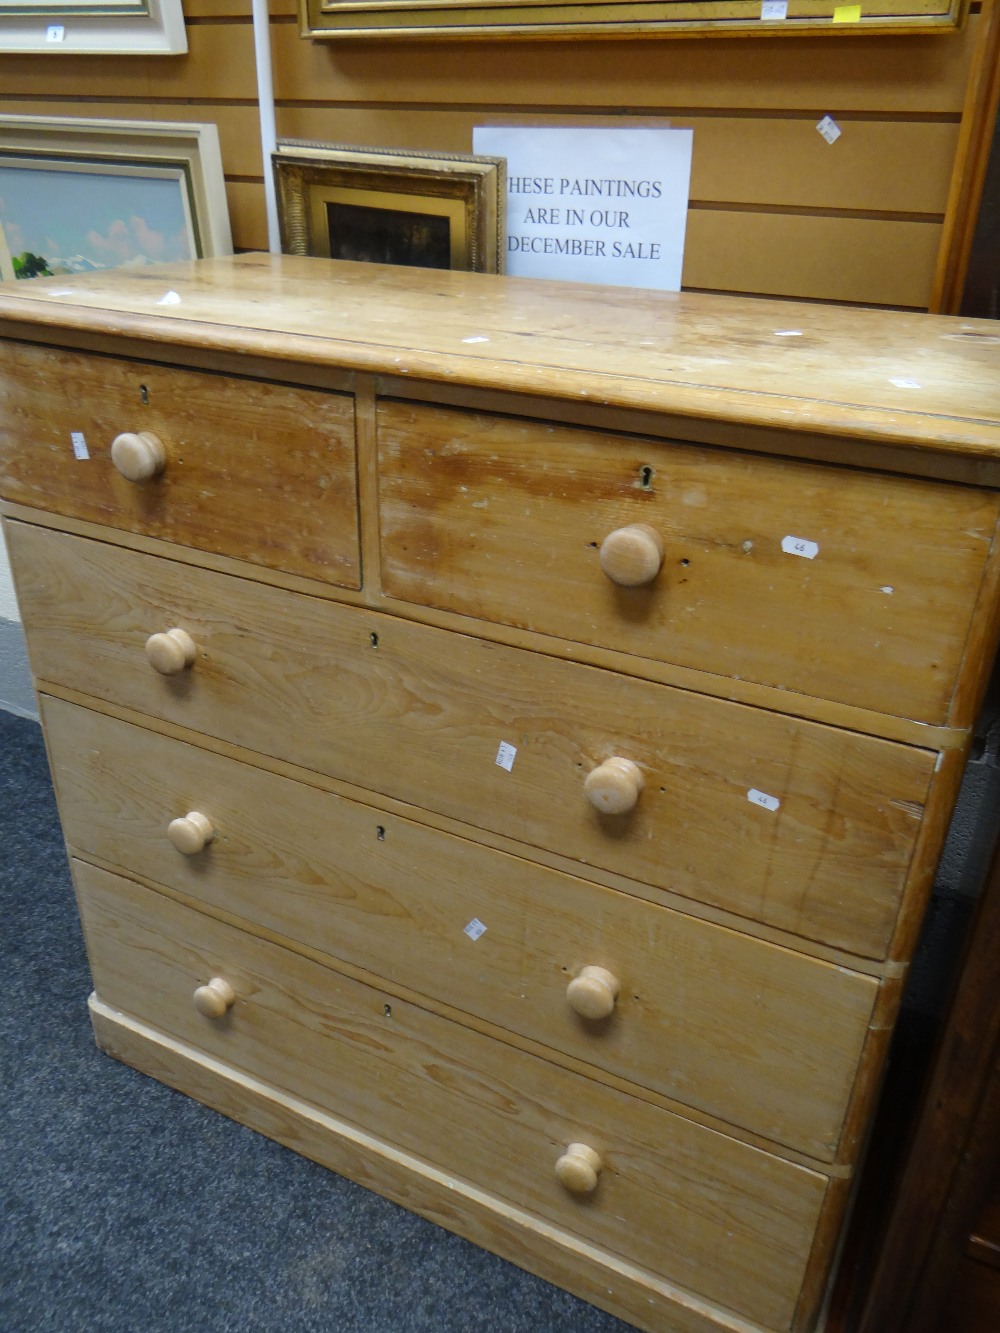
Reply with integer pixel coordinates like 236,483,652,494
12,521,933,957
378,400,1000,725
0,341,360,588
47,697,877,1160
75,859,828,1330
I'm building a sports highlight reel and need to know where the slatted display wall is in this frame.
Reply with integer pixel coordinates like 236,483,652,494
0,0,994,310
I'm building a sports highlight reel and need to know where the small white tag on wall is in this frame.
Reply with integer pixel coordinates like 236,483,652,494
816,116,842,145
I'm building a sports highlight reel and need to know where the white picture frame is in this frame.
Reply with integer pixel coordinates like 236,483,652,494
0,115,231,283
0,0,186,54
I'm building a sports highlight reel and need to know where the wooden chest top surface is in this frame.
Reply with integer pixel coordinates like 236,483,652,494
2,252,1000,465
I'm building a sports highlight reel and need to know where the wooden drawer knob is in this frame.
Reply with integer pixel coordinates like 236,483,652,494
584,757,644,815
599,524,663,587
168,811,215,856
111,431,166,482
193,977,236,1019
145,627,196,675
567,966,621,1020
555,1143,603,1195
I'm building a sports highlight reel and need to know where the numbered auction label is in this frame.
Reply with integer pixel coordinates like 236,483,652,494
781,535,819,560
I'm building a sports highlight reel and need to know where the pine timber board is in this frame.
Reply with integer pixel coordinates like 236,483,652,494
88,995,794,1333
44,694,880,1162
76,860,828,1331
7,521,934,958
2,253,998,461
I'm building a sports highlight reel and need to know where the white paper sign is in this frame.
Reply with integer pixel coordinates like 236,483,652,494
473,127,693,291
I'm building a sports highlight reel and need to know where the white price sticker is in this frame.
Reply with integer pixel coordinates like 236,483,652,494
782,535,819,560
761,0,788,17
495,741,517,772
464,918,488,941
70,432,90,460
748,788,781,812
46,23,65,41
816,116,842,145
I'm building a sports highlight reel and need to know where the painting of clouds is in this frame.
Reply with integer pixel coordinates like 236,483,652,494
0,159,195,281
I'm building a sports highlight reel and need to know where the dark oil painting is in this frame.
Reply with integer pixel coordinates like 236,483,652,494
326,200,452,269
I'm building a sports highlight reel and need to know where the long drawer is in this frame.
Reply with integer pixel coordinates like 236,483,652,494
9,520,933,957
74,859,829,1331
378,399,1000,725
46,696,877,1160
0,341,360,588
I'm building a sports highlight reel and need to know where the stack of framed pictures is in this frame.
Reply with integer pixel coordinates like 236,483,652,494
0,115,231,283
273,141,506,274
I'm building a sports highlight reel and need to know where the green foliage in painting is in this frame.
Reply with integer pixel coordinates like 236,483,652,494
13,252,54,279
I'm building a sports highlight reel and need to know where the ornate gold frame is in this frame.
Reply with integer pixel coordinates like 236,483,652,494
299,0,967,40
273,142,505,274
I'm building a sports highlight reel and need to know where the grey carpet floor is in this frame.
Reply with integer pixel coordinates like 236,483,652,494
1,709,629,1333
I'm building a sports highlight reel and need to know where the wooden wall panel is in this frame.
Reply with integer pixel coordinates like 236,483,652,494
276,106,959,215
1,99,264,176
0,6,989,308
684,212,943,305
270,18,978,113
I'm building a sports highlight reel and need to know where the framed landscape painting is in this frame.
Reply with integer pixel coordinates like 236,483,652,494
0,116,231,284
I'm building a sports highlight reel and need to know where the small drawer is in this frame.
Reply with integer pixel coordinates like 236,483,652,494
46,697,878,1160
377,399,1000,725
0,341,360,588
75,859,829,1332
11,522,933,958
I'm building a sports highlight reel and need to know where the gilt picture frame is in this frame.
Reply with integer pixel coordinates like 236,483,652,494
0,115,232,283
298,0,968,41
0,0,186,54
274,141,505,274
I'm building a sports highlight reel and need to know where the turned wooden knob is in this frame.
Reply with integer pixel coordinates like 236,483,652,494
555,1143,603,1195
192,977,236,1019
145,627,196,675
111,431,166,482
599,523,664,587
168,811,214,856
584,757,644,815
567,966,621,1020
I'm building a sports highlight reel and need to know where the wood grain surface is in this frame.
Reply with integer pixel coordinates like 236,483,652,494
75,859,829,1331
46,695,878,1161
10,523,934,957
3,256,1000,464
0,340,360,589
378,398,999,725
89,997,783,1333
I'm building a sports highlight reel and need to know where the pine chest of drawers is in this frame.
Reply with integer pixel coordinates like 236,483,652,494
3,254,1000,1333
